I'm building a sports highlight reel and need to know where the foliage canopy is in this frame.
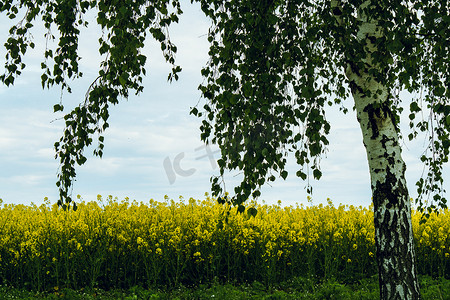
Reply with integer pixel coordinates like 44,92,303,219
0,0,448,214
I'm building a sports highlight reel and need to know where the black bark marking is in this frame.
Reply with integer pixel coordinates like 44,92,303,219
374,168,382,174
373,166,407,208
347,60,362,77
364,103,379,139
349,80,365,96
364,102,398,140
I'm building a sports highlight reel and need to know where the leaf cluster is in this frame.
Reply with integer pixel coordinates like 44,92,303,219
192,0,449,216
1,0,183,208
193,0,345,208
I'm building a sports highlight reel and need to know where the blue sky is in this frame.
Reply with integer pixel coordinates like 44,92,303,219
0,3,447,208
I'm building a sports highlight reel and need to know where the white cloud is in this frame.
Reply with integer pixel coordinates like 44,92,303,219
7,174,49,186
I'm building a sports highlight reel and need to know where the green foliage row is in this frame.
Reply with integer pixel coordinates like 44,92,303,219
1,276,450,299
0,195,449,292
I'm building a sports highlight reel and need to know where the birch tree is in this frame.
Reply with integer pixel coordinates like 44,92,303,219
1,0,448,299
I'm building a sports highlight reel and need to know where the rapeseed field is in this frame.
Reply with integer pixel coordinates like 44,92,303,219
0,194,448,291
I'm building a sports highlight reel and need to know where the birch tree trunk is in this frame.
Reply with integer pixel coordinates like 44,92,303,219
343,2,422,299
349,72,421,300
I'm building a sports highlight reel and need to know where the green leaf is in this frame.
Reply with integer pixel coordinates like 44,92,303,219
190,107,198,116
309,143,321,156
242,82,252,98
53,104,64,112
410,102,420,113
296,171,307,180
313,169,322,180
217,196,225,205
118,74,127,86
77,156,87,165
247,207,257,217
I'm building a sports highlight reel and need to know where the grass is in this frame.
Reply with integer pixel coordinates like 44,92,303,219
1,275,449,300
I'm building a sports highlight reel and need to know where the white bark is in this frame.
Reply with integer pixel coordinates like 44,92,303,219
351,73,421,300
333,1,422,299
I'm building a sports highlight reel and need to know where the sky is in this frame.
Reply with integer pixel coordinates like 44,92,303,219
0,2,447,208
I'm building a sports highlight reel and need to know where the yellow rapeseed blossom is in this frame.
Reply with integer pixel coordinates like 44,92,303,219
0,195,448,291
